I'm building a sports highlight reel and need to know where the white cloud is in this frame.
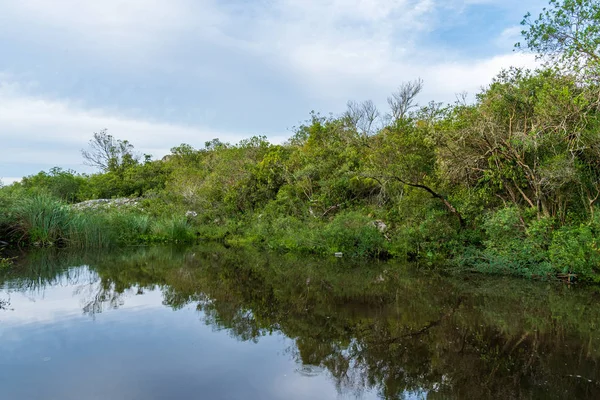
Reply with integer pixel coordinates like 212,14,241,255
199,0,538,103
0,0,546,178
495,25,524,48
0,52,538,178
0,79,253,176
0,177,21,185
419,52,538,100
1,0,539,100
0,0,227,64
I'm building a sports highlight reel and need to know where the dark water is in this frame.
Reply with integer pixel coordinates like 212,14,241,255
1,246,600,399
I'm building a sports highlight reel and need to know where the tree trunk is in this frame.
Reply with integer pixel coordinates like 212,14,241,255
390,176,466,228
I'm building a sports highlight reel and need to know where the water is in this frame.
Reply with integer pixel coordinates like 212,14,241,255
0,246,599,399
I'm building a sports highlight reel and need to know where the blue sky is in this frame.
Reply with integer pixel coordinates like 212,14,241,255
0,0,546,183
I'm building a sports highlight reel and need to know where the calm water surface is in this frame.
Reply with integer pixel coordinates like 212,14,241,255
1,246,599,399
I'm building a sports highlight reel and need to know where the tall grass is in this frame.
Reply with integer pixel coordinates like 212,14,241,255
151,216,195,243
13,195,71,246
3,193,196,248
67,212,114,248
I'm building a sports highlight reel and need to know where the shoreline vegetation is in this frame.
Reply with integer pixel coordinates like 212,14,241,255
3,0,600,281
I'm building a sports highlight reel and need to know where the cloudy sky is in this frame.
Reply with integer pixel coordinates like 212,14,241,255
0,0,546,183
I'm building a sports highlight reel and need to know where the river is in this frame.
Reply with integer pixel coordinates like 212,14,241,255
0,245,599,399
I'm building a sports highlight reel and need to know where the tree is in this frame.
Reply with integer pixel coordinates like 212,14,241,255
344,99,381,137
20,167,85,202
369,120,466,228
81,129,139,172
437,68,600,219
387,79,424,123
517,0,600,78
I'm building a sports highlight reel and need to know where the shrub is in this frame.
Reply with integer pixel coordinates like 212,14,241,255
236,215,324,254
549,220,600,282
320,211,388,258
471,208,555,277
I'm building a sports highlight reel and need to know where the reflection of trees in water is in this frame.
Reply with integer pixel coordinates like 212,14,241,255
0,297,10,310
3,246,600,399
161,253,600,399
74,281,125,317
2,263,94,296
0,250,162,318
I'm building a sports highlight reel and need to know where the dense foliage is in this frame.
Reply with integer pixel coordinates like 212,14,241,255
2,0,600,280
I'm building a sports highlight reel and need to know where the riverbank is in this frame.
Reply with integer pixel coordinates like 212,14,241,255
1,192,599,283
4,16,600,282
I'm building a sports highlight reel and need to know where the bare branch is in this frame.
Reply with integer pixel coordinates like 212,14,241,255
387,79,424,122
81,129,139,172
345,100,381,137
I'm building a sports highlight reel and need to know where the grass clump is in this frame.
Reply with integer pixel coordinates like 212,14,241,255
149,216,195,243
1,193,198,249
0,255,14,269
13,195,71,246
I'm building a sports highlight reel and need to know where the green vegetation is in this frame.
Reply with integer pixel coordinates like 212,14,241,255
2,0,600,280
0,255,13,269
0,191,196,248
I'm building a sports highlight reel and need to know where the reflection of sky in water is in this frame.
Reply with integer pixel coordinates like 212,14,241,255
0,267,386,400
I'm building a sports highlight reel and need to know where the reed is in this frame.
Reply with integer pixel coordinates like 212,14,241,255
151,216,194,243
13,194,71,246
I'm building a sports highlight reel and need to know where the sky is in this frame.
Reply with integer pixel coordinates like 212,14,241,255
0,0,547,184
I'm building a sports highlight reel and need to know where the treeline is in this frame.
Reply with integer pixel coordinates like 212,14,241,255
2,0,600,280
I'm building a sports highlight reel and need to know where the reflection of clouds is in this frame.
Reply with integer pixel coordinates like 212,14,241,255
74,280,161,319
0,289,381,400
2,265,96,299
0,267,165,326
0,263,387,400
271,364,380,400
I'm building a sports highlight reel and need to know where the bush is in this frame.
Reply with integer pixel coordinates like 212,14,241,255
234,215,324,254
388,209,462,264
470,208,555,277
549,218,600,282
320,211,388,258
20,167,86,203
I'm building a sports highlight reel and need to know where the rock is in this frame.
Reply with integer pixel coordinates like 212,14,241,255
71,198,141,211
371,220,387,233
185,210,198,218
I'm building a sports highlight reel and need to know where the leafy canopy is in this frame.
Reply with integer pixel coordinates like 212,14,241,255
518,0,600,78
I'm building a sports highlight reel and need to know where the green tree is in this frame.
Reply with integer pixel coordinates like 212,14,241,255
438,68,600,220
20,167,86,202
518,0,600,78
81,129,139,172
367,83,465,228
